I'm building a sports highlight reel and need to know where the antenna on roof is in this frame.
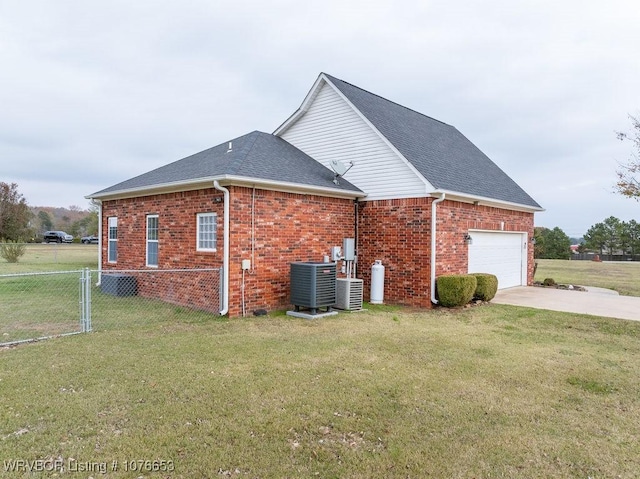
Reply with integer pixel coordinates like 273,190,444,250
330,159,354,185
227,142,233,153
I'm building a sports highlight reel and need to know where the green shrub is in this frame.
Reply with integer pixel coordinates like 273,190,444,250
436,274,477,307
0,240,27,263
471,273,498,301
543,278,556,287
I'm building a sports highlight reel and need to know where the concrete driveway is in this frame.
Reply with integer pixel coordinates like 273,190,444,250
493,286,640,322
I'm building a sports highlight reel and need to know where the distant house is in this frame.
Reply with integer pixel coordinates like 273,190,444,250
88,73,542,316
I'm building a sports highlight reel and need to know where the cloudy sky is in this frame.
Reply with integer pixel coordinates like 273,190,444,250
1,0,638,237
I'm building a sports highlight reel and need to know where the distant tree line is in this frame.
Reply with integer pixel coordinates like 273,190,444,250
0,182,97,242
33,207,98,239
583,216,640,258
535,217,640,260
534,227,571,259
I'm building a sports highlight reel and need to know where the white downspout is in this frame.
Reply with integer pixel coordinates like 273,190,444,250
430,193,446,304
96,200,102,286
214,181,230,316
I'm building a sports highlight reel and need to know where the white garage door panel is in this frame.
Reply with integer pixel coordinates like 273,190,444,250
468,232,525,289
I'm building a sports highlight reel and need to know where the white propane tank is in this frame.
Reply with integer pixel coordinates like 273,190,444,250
370,260,385,304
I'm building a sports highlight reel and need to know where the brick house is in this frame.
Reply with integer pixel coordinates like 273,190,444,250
88,73,542,317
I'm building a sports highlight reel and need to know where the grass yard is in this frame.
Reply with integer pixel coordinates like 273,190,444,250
0,272,85,343
0,243,97,274
2,304,640,478
535,258,640,297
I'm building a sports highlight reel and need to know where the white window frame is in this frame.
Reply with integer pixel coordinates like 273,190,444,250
107,217,118,263
196,212,217,252
146,214,159,268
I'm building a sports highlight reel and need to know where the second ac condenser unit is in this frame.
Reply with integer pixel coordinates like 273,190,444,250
335,278,363,311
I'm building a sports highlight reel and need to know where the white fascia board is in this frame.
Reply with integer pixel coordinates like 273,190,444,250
273,74,326,136
86,175,366,202
85,177,221,201
429,189,545,213
319,74,435,195
222,175,366,199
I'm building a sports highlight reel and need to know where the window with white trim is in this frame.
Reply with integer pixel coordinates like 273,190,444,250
107,217,118,263
196,213,217,251
146,215,159,267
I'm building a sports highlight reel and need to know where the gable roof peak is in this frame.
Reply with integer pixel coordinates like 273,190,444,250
321,72,451,128
279,72,541,210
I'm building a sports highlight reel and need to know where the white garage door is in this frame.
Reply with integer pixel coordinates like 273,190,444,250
468,231,526,289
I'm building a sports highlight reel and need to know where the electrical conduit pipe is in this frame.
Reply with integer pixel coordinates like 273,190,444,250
214,181,230,316
430,193,446,304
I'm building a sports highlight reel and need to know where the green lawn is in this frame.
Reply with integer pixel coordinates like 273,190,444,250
535,258,640,296
2,304,640,478
3,249,640,476
0,243,98,274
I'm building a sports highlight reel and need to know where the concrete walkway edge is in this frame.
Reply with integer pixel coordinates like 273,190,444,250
493,286,640,322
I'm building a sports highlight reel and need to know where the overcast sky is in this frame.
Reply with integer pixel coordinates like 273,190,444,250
1,0,638,237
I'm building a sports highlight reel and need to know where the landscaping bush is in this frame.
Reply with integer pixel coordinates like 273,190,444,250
543,277,556,286
436,274,477,307
0,240,27,263
471,273,498,301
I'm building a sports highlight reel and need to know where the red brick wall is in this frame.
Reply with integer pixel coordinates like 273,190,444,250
357,197,535,308
101,188,225,270
101,189,534,316
227,187,355,317
100,189,226,313
101,187,355,317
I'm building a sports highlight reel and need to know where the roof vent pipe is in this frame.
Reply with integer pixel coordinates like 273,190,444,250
430,193,446,304
214,181,230,315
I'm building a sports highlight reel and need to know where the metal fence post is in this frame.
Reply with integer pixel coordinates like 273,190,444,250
84,268,92,332
79,268,92,333
79,269,85,332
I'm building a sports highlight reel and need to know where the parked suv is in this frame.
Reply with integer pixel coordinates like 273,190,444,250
43,231,74,243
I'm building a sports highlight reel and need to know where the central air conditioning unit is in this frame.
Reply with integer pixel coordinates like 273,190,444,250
101,273,137,297
290,262,337,314
335,278,363,310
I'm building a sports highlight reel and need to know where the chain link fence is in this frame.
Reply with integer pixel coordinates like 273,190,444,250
0,268,222,347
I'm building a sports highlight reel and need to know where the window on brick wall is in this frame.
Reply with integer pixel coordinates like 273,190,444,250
146,214,159,267
196,212,217,252
108,217,117,263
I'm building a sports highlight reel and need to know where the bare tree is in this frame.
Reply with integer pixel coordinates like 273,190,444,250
615,115,640,200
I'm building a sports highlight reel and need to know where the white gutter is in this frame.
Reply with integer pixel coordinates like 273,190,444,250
213,181,230,316
430,193,446,304
431,188,544,213
88,175,366,203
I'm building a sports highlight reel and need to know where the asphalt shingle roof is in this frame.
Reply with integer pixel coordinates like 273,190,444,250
324,74,541,209
91,131,362,197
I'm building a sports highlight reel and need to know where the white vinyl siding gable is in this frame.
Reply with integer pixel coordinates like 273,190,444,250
279,81,428,200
